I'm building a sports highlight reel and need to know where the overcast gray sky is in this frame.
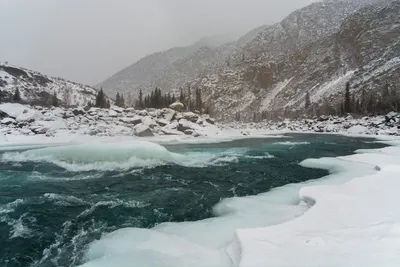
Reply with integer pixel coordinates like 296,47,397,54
0,0,316,85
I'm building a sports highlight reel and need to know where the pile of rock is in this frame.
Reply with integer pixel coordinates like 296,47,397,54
0,103,216,138
222,113,400,136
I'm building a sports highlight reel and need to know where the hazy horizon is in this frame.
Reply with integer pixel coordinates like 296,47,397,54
0,0,316,86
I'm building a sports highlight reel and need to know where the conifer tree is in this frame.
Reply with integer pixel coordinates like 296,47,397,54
51,91,58,107
195,88,202,112
344,82,351,113
305,91,311,109
120,94,125,107
13,88,21,103
95,88,106,108
106,99,111,109
138,89,143,109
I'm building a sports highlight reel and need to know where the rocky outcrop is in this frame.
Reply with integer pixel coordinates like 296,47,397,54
0,103,217,138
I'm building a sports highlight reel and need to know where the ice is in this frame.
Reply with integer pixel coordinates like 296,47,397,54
80,228,231,267
237,141,400,267
1,141,179,171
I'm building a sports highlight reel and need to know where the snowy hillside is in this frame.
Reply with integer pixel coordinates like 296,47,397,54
0,64,105,106
97,35,235,99
183,0,399,120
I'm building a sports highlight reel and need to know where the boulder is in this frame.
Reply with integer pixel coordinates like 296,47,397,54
169,102,184,112
184,129,194,135
108,110,118,117
156,119,169,127
183,112,199,123
141,116,157,128
111,106,124,113
72,108,85,116
162,109,176,122
177,119,194,132
1,118,16,125
205,117,215,125
161,128,184,136
134,124,154,137
120,117,142,125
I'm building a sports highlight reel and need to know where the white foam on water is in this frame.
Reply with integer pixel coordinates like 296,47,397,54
2,141,179,171
1,142,273,173
274,141,311,146
0,198,24,214
78,147,380,267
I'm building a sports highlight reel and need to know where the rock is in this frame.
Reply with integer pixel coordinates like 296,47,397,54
133,124,154,137
163,109,176,122
63,111,75,119
177,119,195,132
183,112,199,123
317,115,329,122
139,110,148,116
120,117,142,125
1,118,16,125
141,116,157,128
205,117,215,125
169,102,184,112
161,128,184,135
72,108,85,116
184,129,194,135
111,106,124,113
108,110,118,117
156,119,169,127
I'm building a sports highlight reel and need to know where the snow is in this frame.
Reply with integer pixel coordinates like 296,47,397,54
261,78,293,110
237,144,400,267
311,70,355,103
1,117,16,124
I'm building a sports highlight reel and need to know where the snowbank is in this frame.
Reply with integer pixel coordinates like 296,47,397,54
236,141,400,267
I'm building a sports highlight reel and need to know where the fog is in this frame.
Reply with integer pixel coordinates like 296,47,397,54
0,0,316,85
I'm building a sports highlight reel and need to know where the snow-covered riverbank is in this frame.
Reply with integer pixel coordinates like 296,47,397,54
0,104,399,147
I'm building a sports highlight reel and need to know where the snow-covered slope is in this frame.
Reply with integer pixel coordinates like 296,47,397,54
97,35,235,99
184,0,399,120
0,64,104,106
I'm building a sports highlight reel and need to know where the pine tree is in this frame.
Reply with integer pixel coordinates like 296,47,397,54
187,86,191,111
344,82,351,113
95,88,106,108
139,89,143,109
51,92,58,107
179,88,185,103
360,89,367,114
367,94,375,114
351,94,355,113
106,99,111,109
195,88,202,112
172,94,176,104
305,91,311,109
115,93,120,107
120,94,125,107
13,88,21,103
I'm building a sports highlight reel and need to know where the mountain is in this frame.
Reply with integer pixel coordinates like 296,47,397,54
97,35,235,101
182,0,398,120
0,64,104,106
